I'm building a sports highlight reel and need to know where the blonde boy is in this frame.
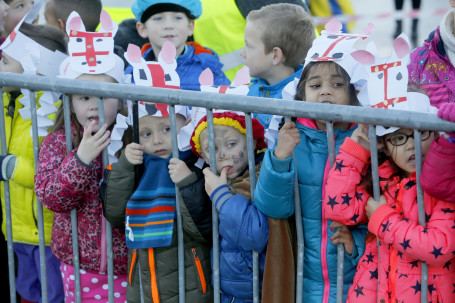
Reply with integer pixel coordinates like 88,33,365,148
242,3,315,129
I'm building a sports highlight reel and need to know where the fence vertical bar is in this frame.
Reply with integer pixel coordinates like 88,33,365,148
62,94,82,303
97,97,115,303
283,117,304,303
368,125,380,303
414,130,428,303
29,90,49,303
207,109,220,303
326,122,344,303
169,105,186,303
131,101,145,302
0,89,17,303
245,114,259,303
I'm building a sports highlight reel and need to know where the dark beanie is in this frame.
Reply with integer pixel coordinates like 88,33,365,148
141,3,194,23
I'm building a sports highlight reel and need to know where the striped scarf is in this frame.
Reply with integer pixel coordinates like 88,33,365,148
125,153,177,249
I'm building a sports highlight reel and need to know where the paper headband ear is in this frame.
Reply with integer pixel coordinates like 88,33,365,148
351,33,411,109
176,66,251,151
304,18,374,89
124,40,180,89
66,9,118,75
351,33,437,136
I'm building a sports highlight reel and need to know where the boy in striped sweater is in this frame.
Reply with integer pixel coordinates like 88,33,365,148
102,102,213,303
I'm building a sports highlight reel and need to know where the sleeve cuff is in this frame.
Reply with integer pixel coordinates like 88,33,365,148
270,149,292,173
340,138,371,163
176,172,198,188
75,152,94,168
442,135,455,145
368,204,397,236
210,184,233,211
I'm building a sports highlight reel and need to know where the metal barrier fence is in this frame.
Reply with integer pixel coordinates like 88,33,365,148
1,72,454,303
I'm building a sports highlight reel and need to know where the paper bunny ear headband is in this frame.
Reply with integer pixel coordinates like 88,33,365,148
176,66,251,151
59,9,125,83
0,0,67,76
108,41,186,164
0,0,68,137
124,40,180,89
304,18,374,89
351,33,437,136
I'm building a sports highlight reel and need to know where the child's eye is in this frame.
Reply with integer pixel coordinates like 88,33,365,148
141,131,151,137
227,142,236,148
309,84,320,88
152,16,162,21
162,126,171,133
333,82,345,87
80,96,90,101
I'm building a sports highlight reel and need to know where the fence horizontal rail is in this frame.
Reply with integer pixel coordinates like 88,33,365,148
1,73,454,133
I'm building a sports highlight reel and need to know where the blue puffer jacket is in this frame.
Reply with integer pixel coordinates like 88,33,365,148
254,119,367,303
209,158,268,301
125,42,230,91
249,65,303,129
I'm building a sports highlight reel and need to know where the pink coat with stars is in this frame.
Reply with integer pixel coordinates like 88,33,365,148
324,138,455,303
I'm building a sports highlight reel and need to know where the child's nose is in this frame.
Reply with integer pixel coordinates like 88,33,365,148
153,133,163,144
88,98,98,110
320,84,332,95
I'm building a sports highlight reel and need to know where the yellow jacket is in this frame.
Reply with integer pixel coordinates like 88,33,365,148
1,91,55,245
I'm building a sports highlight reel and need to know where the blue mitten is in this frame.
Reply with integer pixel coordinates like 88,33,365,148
0,155,16,181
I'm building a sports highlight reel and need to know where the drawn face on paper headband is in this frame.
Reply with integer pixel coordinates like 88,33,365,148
305,18,372,64
124,41,180,89
351,33,410,109
66,10,118,74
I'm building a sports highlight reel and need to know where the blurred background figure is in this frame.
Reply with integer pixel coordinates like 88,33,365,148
44,0,102,34
393,0,421,47
2,0,33,36
193,0,310,81
307,0,355,33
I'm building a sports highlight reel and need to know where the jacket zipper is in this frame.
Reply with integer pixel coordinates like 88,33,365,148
192,248,207,294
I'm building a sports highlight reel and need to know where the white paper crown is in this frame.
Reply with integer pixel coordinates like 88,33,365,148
1,0,68,77
304,18,374,90
0,0,68,137
124,40,180,89
351,33,437,136
177,66,251,151
107,41,187,163
60,9,126,84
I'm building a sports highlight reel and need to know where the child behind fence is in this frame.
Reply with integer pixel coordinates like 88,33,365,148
101,101,214,303
34,10,128,303
242,3,315,142
253,19,373,303
0,4,68,301
324,31,455,301
324,93,455,302
185,110,275,303
127,0,230,90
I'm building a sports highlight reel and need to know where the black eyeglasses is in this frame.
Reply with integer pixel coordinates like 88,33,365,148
385,130,433,146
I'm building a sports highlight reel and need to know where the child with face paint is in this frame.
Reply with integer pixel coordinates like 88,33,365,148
185,111,273,302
